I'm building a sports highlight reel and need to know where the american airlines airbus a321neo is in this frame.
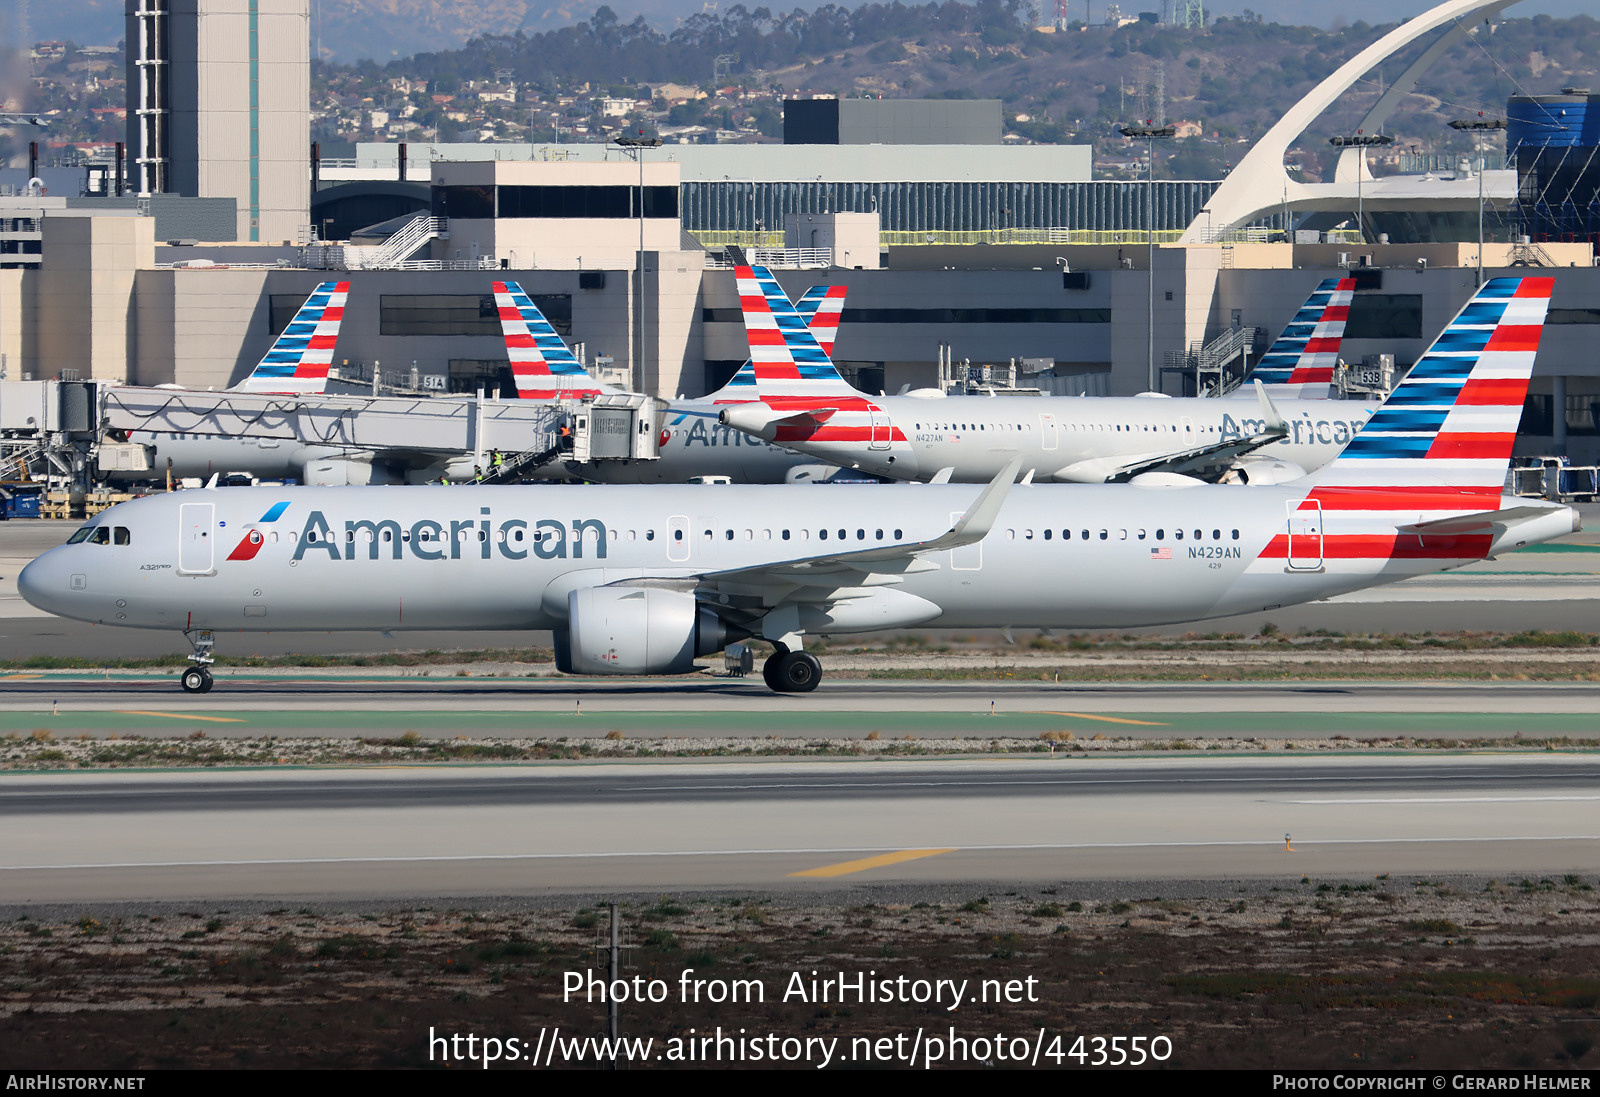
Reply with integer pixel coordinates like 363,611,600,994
20,277,1575,694
721,267,1372,486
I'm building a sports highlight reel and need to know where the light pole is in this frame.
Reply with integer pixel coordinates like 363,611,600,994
1120,123,1174,393
1449,115,1507,287
614,133,661,394
1328,133,1394,244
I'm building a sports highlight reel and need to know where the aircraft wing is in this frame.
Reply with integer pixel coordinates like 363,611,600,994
1054,428,1288,483
1052,382,1290,483
610,459,1019,613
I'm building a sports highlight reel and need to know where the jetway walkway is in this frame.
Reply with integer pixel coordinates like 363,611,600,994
101,388,565,466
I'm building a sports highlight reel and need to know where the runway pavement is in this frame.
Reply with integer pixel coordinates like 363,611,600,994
4,754,1597,902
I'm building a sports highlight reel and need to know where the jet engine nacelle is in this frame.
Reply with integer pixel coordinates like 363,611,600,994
302,456,401,486
1220,457,1307,486
562,587,733,675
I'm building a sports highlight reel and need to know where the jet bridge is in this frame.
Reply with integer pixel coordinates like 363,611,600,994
100,387,566,472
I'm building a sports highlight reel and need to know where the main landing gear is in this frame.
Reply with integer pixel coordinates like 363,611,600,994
180,629,215,693
761,645,821,693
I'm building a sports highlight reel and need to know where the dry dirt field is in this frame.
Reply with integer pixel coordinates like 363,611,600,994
2,877,1598,1070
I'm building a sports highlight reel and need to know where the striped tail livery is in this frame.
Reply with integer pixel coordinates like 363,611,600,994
737,265,861,399
726,264,902,448
494,281,615,400
1247,277,1355,397
232,281,350,395
708,282,847,401
1246,276,1569,582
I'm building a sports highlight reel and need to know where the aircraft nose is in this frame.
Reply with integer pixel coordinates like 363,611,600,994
17,552,68,616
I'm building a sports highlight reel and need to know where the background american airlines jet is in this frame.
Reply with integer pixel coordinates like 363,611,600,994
111,282,354,481
1241,276,1355,398
20,277,1572,695
493,279,847,484
721,266,1370,485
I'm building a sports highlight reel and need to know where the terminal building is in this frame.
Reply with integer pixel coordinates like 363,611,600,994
4,0,1600,466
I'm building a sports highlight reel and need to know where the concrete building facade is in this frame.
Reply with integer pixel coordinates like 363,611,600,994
126,0,310,243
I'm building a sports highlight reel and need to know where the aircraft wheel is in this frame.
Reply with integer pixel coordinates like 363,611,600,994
762,653,785,692
198,668,214,692
181,666,210,693
773,651,822,693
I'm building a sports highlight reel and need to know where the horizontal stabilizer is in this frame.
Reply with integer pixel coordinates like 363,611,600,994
1399,506,1567,535
719,402,839,439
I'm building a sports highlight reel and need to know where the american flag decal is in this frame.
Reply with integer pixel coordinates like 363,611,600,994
1150,547,1172,560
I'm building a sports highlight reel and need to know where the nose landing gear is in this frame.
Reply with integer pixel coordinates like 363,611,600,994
180,629,215,693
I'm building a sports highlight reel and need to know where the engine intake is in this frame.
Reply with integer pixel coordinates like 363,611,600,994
562,587,735,675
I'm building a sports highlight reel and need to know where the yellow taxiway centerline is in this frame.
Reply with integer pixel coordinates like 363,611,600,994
114,711,246,723
1030,711,1170,726
789,848,957,878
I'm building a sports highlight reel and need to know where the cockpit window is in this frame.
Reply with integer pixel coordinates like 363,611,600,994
66,526,93,544
87,527,111,546
114,527,131,546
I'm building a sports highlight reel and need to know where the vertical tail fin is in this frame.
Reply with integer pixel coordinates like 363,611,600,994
232,281,349,395
1248,277,1355,397
1314,276,1553,491
494,280,614,400
708,282,848,401
736,264,861,399
796,283,848,357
